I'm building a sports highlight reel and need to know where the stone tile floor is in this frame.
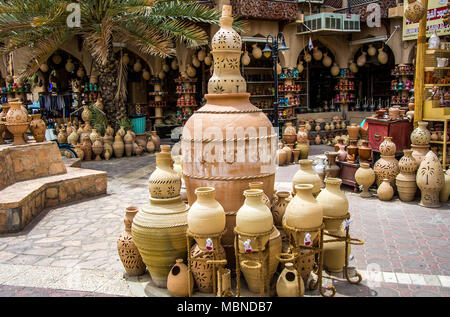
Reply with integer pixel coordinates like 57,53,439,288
0,144,448,297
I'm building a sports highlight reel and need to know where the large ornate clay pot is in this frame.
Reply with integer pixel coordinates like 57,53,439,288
324,151,340,178
113,134,124,158
29,114,46,142
187,187,225,249
92,138,103,161
416,151,445,208
81,105,92,123
276,262,304,297
377,179,394,201
358,140,372,163
150,130,161,151
6,99,29,145
117,206,146,276
440,169,450,203
316,178,348,232
132,146,188,288
379,136,396,156
167,259,193,297
405,0,426,23
271,191,290,226
81,136,92,161
396,149,418,202
411,144,429,164
295,142,309,160
374,154,399,188
347,123,360,140
411,121,431,146
190,243,226,293
248,181,271,208
283,122,297,144
297,125,308,143
292,159,322,196
355,163,375,198
284,184,323,245
236,189,273,252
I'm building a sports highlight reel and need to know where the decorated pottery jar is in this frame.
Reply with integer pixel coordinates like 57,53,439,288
411,121,431,146
416,151,445,208
148,145,181,199
379,136,396,156
396,149,418,202
6,99,29,145
404,0,426,23
271,191,290,226
29,114,46,142
373,154,399,188
283,122,297,144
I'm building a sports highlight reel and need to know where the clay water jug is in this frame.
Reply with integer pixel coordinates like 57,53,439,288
117,206,146,276
411,121,431,146
355,163,375,198
90,128,100,143
377,179,394,201
440,169,450,203
67,130,79,145
167,259,193,297
297,125,308,143
187,187,226,249
282,144,293,164
358,140,372,163
295,142,309,160
416,151,445,208
347,123,360,140
278,146,287,166
113,134,124,158
81,105,92,123
117,126,126,138
276,262,304,297
292,159,322,196
411,144,429,164
396,149,418,202
57,128,67,144
316,178,348,232
124,130,133,157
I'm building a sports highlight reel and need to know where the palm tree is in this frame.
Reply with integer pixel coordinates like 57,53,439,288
0,0,222,126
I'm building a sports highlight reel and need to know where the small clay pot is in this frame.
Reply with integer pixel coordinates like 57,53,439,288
167,259,193,297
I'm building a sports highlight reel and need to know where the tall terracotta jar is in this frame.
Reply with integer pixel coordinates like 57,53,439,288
271,191,290,226
187,187,226,249
276,262,304,297
292,159,322,196
411,144,429,164
346,139,358,163
81,136,92,161
132,146,189,288
396,149,418,202
347,123,360,140
124,130,133,157
236,189,273,252
295,142,309,160
416,151,445,208
181,5,276,266
6,99,29,145
92,138,103,160
117,125,126,138
411,121,431,145
355,163,375,198
336,139,347,161
282,144,293,164
284,184,323,245
277,146,287,166
29,114,46,142
248,181,271,208
316,178,348,232
324,151,340,178
113,134,124,158
283,122,297,144
117,206,146,276
377,179,394,201
190,243,226,293
297,125,308,143
167,259,193,297
358,140,372,163
440,168,450,203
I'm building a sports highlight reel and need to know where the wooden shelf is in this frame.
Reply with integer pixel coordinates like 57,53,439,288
429,140,450,144
424,66,450,71
250,95,273,98
426,49,450,55
424,83,450,88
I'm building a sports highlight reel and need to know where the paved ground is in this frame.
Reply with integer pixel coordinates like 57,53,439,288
0,144,449,297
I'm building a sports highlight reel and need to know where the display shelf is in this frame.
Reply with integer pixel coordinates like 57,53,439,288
426,49,450,55
425,66,450,71
422,118,449,170
246,81,275,84
424,83,450,88
250,95,273,98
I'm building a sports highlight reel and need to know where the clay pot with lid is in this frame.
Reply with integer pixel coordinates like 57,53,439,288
283,122,297,144
411,121,431,146
292,159,322,196
29,114,46,142
355,163,375,198
276,262,304,297
416,151,445,208
377,179,394,201
117,206,146,276
6,99,29,145
187,187,225,249
167,259,193,297
316,178,348,233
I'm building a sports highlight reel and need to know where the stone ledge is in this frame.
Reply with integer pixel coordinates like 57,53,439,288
0,167,107,234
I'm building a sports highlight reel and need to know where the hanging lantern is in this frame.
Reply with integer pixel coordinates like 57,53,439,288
277,63,282,75
252,44,262,59
171,59,179,70
133,59,142,72
187,64,196,77
122,53,130,65
313,47,323,61
192,56,201,68
241,51,250,66
357,51,367,67
349,60,358,73
304,52,312,63
297,61,304,73
197,48,206,62
162,63,170,72
65,58,75,72
330,63,340,76
368,44,376,56
40,63,49,72
378,47,388,64
143,69,151,80
158,70,166,80
322,52,332,67
52,54,62,65
404,0,426,23
76,67,85,78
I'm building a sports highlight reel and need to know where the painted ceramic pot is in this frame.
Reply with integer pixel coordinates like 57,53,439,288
283,122,297,144
316,178,348,233
117,206,146,276
284,184,323,245
411,144,429,164
416,151,445,208
411,121,431,146
379,136,396,156
297,125,309,143
271,191,290,226
188,187,226,249
324,151,340,178
190,243,226,293
377,179,394,201
167,259,193,297
439,169,450,203
355,163,375,198
276,262,304,297
347,124,360,140
248,181,271,209
395,149,419,201
292,159,322,196
358,140,372,163
374,155,399,188
113,134,124,158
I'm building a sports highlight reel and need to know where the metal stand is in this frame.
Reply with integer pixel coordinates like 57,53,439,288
234,227,274,297
323,213,364,285
186,229,227,297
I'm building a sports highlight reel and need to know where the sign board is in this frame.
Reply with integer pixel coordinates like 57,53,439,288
402,0,450,41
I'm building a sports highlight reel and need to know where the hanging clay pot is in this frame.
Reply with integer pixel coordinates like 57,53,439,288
192,56,201,68
113,134,124,158
368,44,376,56
404,0,426,23
377,179,394,201
416,151,445,208
142,69,151,80
158,71,165,80
186,64,196,77
378,48,388,64
330,63,340,76
252,44,262,59
313,47,323,61
355,163,375,198
440,169,450,203
411,121,431,146
276,262,304,297
322,52,332,67
133,59,142,72
396,149,418,202
29,114,46,142
167,259,193,297
40,63,49,72
117,206,146,276
188,187,226,249
349,60,358,73
317,178,348,232
357,51,367,67
171,59,179,70
271,191,290,227
204,53,212,66
297,61,304,73
304,52,312,63
241,51,250,66
198,48,206,62
76,67,85,78
190,243,226,293
292,159,322,196
65,58,75,72
162,63,170,73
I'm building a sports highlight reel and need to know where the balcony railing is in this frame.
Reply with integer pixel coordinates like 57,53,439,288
230,0,298,21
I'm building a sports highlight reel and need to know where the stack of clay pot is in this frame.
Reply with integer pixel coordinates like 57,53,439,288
346,124,360,163
410,121,431,164
295,124,309,161
5,99,30,145
132,145,189,288
373,136,399,194
187,187,226,293
180,4,276,268
282,122,297,164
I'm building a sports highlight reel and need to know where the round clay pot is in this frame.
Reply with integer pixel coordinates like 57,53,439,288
81,105,92,123
316,178,348,232
297,125,308,143
167,259,193,297
292,159,322,196
113,134,124,158
347,124,360,140
248,181,271,209
276,262,304,297
416,151,445,208
92,138,103,160
89,128,100,143
439,169,450,203
295,142,309,160
117,206,146,276
411,121,431,146
283,122,297,144
379,136,396,156
188,187,226,249
324,151,340,178
405,0,426,23
271,191,290,226
377,179,394,201
57,128,67,144
29,114,46,142
67,130,79,145
190,243,226,293
355,163,375,198
146,139,156,153
411,144,429,164
278,147,287,166
374,155,399,188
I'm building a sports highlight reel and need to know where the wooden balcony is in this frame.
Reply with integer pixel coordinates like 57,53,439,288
230,0,298,21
